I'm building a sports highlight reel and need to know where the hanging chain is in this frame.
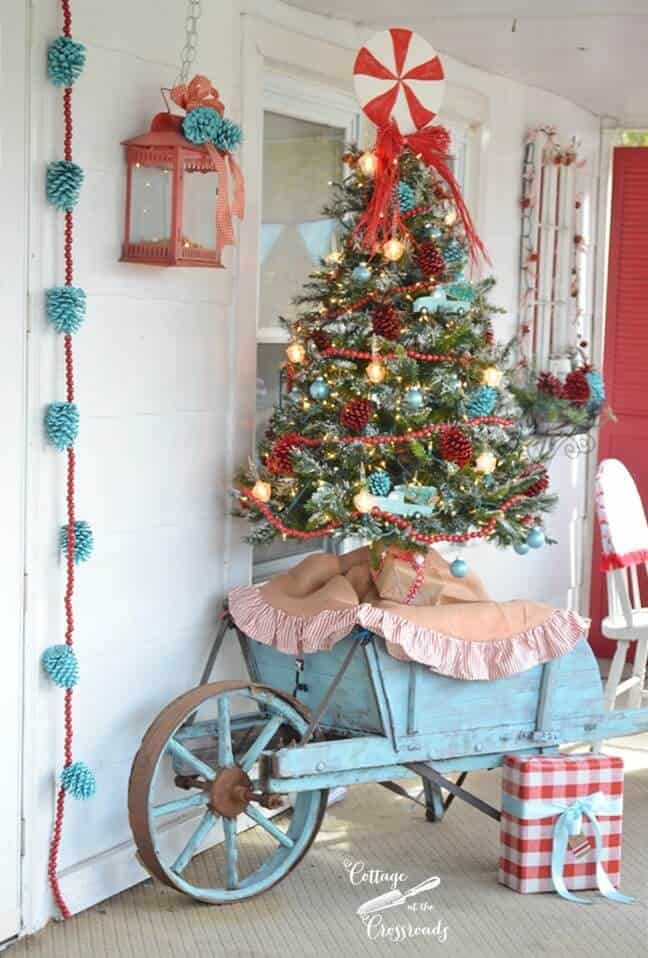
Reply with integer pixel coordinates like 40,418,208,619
175,0,202,86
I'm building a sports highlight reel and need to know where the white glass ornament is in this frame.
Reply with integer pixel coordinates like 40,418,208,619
383,237,405,261
286,341,306,364
358,151,378,176
475,450,497,474
366,359,386,384
482,366,503,388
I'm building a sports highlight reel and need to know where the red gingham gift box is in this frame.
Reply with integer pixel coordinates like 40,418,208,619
499,753,624,895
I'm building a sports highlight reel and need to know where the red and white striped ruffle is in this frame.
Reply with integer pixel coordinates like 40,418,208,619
228,585,589,681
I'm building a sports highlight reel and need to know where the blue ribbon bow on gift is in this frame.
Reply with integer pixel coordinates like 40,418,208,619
502,790,637,905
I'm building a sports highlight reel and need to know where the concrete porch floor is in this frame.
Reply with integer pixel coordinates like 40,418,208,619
11,732,648,958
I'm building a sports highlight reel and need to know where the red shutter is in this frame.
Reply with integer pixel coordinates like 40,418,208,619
590,147,648,655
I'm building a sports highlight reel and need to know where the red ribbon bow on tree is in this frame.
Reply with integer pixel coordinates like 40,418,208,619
354,121,489,264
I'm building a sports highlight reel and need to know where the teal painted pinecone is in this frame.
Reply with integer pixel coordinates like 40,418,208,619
586,370,605,413
47,36,86,87
442,239,466,271
42,644,79,689
397,181,416,212
213,117,242,153
60,520,94,564
45,401,79,450
467,386,498,417
46,161,84,210
368,470,392,496
182,106,222,145
46,286,86,334
61,761,97,800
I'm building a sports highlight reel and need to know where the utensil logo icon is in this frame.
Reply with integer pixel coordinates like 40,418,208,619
357,875,441,916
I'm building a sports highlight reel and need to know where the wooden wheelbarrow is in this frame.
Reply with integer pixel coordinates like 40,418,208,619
128,609,648,903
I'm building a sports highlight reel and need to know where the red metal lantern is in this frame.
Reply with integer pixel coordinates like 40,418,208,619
121,112,222,268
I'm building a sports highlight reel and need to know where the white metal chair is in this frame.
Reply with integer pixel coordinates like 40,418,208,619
593,459,648,748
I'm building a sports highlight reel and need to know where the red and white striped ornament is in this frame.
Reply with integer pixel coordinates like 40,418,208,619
353,28,445,135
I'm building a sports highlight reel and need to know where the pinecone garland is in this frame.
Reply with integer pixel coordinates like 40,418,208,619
340,398,374,433
417,242,445,277
439,427,473,467
267,433,302,475
536,372,564,397
372,305,401,340
312,329,331,352
563,369,590,405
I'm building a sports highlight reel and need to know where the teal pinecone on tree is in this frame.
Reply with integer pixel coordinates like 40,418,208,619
368,470,392,496
467,386,498,417
397,181,416,212
442,239,466,271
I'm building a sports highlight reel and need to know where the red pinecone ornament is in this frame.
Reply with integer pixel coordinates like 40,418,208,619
267,433,302,475
417,242,445,277
522,466,550,497
340,398,374,433
439,427,473,467
536,372,564,397
372,305,402,340
312,329,331,352
563,369,590,405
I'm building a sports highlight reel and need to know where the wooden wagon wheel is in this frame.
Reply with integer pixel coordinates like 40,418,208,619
129,681,328,903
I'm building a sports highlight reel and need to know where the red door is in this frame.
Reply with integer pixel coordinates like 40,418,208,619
589,147,648,656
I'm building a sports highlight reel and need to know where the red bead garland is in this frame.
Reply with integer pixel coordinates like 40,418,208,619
325,280,432,319
322,346,462,365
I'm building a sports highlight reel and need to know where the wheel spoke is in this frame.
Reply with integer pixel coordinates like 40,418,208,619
218,695,234,767
171,811,217,874
166,738,216,781
223,817,238,889
151,793,209,818
239,714,283,772
245,803,294,848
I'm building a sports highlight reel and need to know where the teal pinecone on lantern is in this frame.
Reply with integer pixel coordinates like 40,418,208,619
42,644,79,689
213,117,243,153
182,106,223,145
46,286,86,334
61,761,97,800
397,182,416,212
467,386,498,417
442,239,466,271
60,520,94,564
45,401,79,450
46,160,84,211
368,470,392,497
586,370,605,413
47,36,86,87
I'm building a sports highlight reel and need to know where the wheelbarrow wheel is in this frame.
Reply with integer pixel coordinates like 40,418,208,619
129,681,328,903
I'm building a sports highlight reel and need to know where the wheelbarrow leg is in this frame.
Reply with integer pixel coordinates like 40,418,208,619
422,778,445,823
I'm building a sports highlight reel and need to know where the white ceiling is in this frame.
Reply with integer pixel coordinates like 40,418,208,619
284,2,648,122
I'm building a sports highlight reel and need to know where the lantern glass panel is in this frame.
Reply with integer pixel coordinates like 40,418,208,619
129,164,172,244
181,166,218,250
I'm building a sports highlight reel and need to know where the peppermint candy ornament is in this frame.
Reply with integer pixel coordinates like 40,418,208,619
353,28,445,135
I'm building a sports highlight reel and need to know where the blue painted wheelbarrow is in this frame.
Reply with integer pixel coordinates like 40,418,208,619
128,608,648,903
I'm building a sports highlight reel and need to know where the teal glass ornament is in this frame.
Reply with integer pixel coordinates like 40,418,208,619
514,542,530,556
309,378,330,400
450,558,468,578
404,387,424,409
527,527,545,549
423,222,442,240
351,264,371,284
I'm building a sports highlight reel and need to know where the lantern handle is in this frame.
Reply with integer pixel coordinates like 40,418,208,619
160,87,172,113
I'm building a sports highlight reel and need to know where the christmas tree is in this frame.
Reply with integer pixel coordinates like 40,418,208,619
234,140,554,568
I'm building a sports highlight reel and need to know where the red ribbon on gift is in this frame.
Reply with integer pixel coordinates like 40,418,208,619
354,120,488,264
378,546,428,606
